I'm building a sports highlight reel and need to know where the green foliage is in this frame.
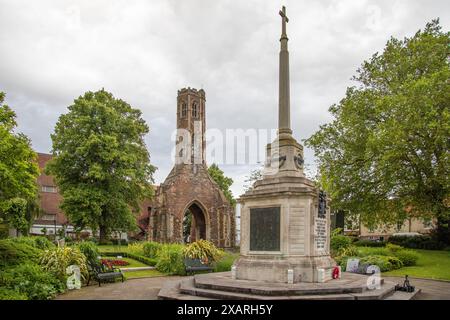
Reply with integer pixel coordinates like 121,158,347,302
394,249,420,267
40,247,88,282
12,236,54,250
359,255,403,272
305,20,450,242
338,245,359,257
330,234,353,253
126,252,157,266
208,164,236,207
354,240,387,247
385,243,403,252
388,235,445,250
0,287,28,300
358,245,419,267
76,241,100,267
127,242,144,255
46,89,156,241
142,241,162,259
155,244,186,275
331,228,343,237
243,167,263,192
0,263,65,300
0,92,40,234
182,239,224,263
0,239,41,267
214,252,238,272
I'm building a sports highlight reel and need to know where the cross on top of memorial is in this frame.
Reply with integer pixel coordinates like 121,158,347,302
279,6,289,39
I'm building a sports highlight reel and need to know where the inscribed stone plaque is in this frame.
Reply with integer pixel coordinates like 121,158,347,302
314,217,327,253
250,207,280,251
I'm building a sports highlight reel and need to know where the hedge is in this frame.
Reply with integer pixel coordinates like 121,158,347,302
388,235,445,250
354,240,387,247
99,251,157,266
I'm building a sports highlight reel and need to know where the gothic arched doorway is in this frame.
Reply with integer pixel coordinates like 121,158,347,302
182,202,207,243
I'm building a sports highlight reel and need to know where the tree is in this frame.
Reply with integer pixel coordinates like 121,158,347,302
305,20,450,243
46,89,156,242
207,164,236,207
0,92,40,236
243,166,263,192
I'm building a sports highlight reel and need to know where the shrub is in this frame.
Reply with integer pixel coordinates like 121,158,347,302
143,241,162,259
358,247,391,257
214,252,238,272
156,244,185,275
359,255,403,272
76,241,100,267
0,239,41,267
127,243,144,255
388,235,445,250
394,249,419,266
386,243,403,252
330,235,352,253
0,287,28,300
0,263,65,300
338,245,359,257
40,247,88,282
11,236,55,250
354,240,386,247
183,240,224,264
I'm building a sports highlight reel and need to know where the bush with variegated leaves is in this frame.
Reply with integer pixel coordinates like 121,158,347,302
182,240,224,264
39,246,88,282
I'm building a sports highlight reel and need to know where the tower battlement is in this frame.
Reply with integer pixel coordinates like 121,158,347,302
177,87,206,99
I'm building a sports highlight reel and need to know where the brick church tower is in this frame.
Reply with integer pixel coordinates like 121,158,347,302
145,88,235,248
175,88,206,166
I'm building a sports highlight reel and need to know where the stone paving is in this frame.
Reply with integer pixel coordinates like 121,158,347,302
55,275,450,300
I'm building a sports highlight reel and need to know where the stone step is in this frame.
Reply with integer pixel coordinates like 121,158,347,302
193,272,385,296
180,278,357,300
384,289,422,300
159,277,416,300
349,281,397,300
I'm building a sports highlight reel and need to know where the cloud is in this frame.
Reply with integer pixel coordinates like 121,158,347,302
0,0,449,197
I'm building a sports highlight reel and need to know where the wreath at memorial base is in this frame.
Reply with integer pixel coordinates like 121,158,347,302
332,266,340,279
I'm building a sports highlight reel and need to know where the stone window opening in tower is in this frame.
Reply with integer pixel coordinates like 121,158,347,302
181,102,187,118
192,101,198,118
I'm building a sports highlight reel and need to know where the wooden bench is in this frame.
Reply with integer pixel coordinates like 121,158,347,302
184,258,214,275
87,264,124,287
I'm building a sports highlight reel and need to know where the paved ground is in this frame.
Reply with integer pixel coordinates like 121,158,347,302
56,275,450,300
384,276,450,300
56,276,183,300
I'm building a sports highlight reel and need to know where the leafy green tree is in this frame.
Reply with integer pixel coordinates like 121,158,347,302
243,166,263,192
46,89,156,242
0,92,40,236
306,20,449,243
207,164,236,207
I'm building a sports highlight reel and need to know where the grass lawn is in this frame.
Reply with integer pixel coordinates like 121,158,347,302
124,269,166,279
382,249,450,281
101,257,149,268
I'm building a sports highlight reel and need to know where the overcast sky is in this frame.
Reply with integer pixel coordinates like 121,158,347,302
1,0,449,197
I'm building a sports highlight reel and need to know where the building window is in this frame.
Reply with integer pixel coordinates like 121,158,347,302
181,102,187,118
192,102,198,118
41,185,57,193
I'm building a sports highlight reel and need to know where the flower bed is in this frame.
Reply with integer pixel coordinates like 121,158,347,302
100,258,130,267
